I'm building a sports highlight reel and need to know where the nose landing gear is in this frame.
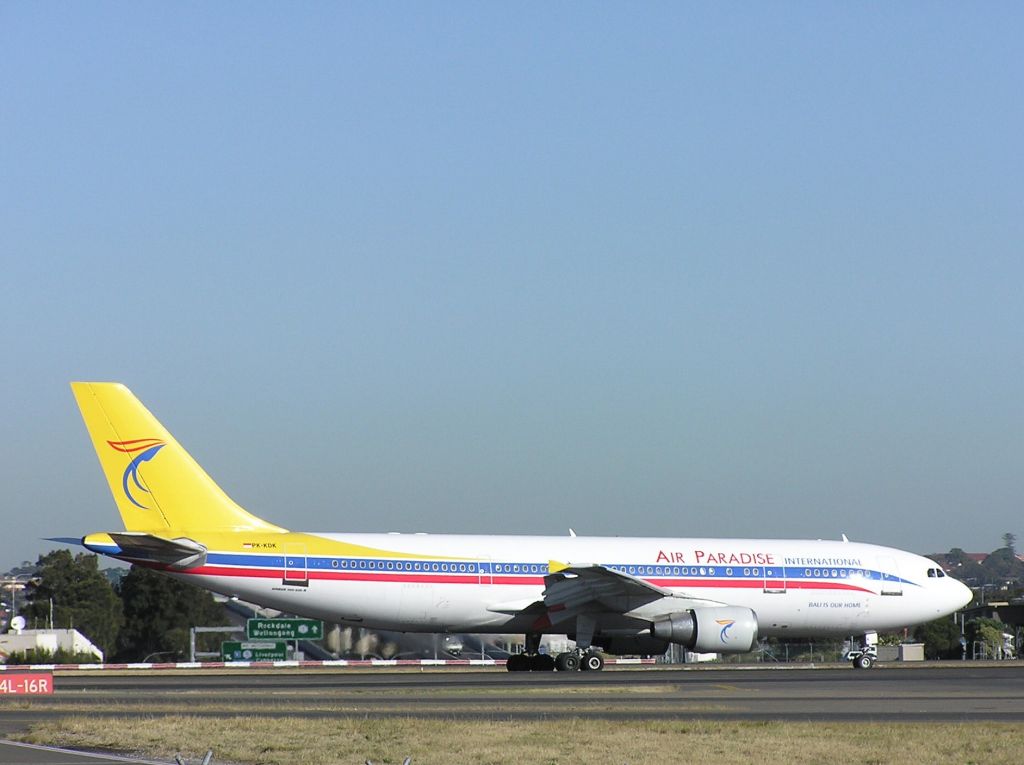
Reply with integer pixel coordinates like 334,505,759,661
845,631,879,669
851,650,876,670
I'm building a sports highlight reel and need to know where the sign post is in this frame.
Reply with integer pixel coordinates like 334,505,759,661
246,618,324,640
221,641,288,662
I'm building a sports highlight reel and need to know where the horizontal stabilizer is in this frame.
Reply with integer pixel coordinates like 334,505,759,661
44,537,86,546
83,531,208,569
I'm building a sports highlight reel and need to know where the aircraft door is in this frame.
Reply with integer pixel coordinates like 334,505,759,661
477,557,492,586
876,556,903,596
283,544,308,587
763,562,787,593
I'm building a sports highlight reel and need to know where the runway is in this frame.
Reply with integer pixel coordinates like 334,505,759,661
1,663,1022,732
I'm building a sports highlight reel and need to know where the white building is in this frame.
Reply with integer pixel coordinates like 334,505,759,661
0,629,104,662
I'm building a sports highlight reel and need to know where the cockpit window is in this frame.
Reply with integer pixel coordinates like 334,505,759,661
926,567,947,578
927,568,937,578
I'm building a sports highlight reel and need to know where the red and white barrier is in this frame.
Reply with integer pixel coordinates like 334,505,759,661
0,657,656,671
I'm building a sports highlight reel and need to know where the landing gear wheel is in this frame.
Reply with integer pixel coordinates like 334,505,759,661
580,651,605,671
854,654,875,670
555,652,581,672
506,654,528,672
530,654,555,672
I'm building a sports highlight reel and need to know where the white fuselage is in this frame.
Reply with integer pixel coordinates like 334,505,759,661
166,533,971,639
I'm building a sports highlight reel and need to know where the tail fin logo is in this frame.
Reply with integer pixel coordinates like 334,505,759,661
108,439,166,509
716,618,736,643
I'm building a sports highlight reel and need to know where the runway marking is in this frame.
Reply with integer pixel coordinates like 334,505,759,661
0,739,167,764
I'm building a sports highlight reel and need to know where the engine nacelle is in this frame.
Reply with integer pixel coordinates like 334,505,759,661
651,606,758,653
650,612,697,645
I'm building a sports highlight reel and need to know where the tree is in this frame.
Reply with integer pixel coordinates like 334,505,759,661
980,547,1024,584
21,550,124,657
913,618,963,660
965,617,1007,659
114,566,228,662
1002,533,1016,555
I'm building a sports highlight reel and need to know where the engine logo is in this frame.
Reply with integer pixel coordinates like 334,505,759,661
716,618,736,642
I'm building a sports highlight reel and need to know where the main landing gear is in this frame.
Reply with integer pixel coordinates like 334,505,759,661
551,649,605,671
578,650,605,671
506,652,555,671
505,633,606,672
507,649,605,672
506,632,552,672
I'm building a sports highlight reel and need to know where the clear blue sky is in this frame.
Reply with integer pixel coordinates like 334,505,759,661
2,4,1022,568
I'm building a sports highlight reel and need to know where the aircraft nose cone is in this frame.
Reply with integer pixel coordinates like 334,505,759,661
952,579,973,609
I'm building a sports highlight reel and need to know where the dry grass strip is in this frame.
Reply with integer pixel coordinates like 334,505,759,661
15,715,1024,765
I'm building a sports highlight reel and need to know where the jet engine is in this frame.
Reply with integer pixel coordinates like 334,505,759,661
651,606,758,653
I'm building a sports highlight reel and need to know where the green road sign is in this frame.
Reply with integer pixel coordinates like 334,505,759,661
246,618,324,640
221,641,288,661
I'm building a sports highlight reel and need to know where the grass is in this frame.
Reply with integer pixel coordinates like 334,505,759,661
14,716,1024,765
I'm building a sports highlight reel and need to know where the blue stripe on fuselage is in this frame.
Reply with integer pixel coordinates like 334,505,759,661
195,551,918,587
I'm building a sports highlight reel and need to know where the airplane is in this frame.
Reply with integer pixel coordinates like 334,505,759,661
65,382,972,671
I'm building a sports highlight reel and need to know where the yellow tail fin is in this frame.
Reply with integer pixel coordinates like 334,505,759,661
71,382,285,534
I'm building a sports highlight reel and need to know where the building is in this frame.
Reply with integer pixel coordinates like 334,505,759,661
0,629,103,662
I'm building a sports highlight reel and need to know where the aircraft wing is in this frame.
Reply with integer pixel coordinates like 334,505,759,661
539,562,722,627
